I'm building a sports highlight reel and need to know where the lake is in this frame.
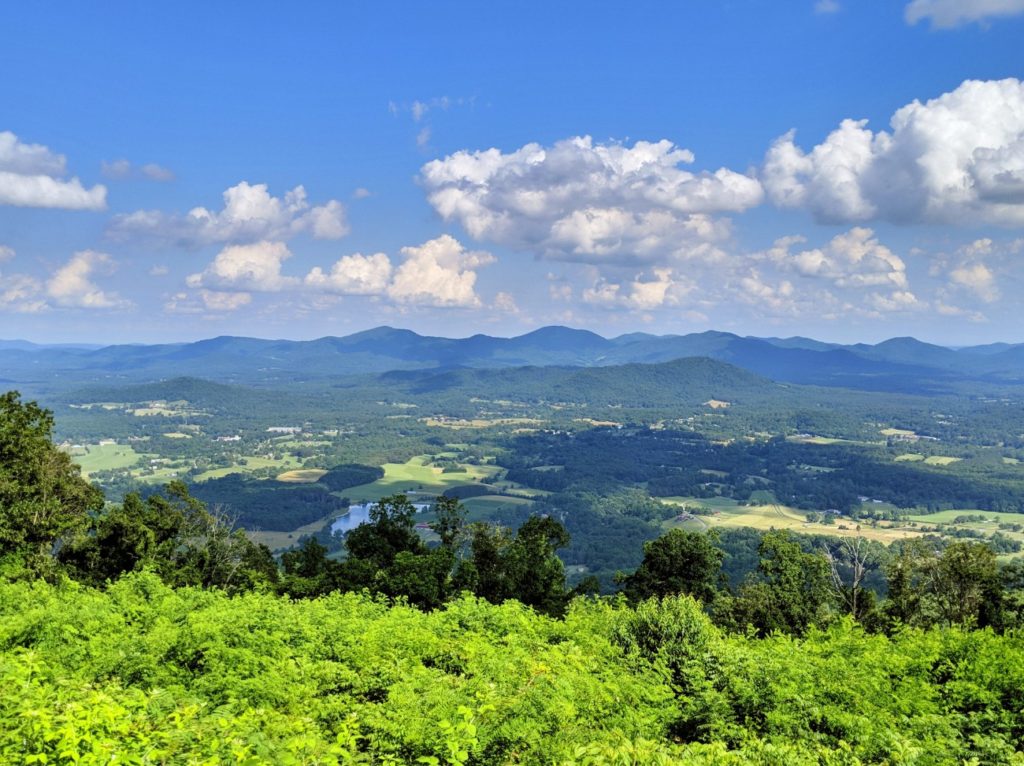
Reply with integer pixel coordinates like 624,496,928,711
330,502,431,534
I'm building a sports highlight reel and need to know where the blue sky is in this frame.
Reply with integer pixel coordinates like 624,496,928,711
2,0,1024,345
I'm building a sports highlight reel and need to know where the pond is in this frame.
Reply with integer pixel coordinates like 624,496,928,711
330,502,431,534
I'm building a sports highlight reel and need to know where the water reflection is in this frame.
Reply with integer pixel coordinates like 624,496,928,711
330,501,430,534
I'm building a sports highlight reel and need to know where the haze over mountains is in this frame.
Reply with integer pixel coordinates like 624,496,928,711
3,326,1024,394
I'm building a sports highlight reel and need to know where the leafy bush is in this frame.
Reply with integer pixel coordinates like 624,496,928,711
3,574,1024,763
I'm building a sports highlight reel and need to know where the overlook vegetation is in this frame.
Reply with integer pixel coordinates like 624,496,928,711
5,390,1024,762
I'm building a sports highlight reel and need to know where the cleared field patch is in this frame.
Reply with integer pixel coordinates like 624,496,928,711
192,454,305,482
787,435,866,446
276,469,328,483
923,456,962,466
895,453,925,462
341,456,503,502
462,495,534,517
906,509,1024,525
162,432,192,439
420,416,545,429
881,428,917,437
247,511,342,552
68,443,144,477
661,495,743,510
662,497,924,544
129,400,209,417
133,463,191,483
1003,457,1021,465
273,439,333,449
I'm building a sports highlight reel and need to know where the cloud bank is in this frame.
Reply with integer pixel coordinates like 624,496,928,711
420,136,761,264
0,131,107,210
763,79,1024,225
109,181,348,246
188,235,494,311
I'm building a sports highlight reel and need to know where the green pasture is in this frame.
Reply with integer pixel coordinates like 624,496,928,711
192,454,305,482
462,495,534,518
924,455,962,466
341,455,503,502
906,509,1024,525
68,443,144,477
661,496,922,543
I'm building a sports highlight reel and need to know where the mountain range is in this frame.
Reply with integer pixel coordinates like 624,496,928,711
3,326,1024,394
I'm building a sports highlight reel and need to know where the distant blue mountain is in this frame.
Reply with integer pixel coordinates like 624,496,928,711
2,326,1023,394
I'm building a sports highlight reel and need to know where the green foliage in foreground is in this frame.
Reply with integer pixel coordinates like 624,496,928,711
3,574,1024,764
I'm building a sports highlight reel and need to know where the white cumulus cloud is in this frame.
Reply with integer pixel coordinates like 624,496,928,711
190,235,494,311
766,227,908,289
763,79,1024,225
304,252,393,295
583,268,692,310
0,250,128,312
109,181,348,246
187,241,298,292
420,136,762,264
387,235,494,308
0,131,107,210
46,250,131,309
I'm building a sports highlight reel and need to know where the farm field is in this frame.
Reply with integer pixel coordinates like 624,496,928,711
248,509,345,552
340,455,503,502
906,509,1024,524
419,416,544,429
924,455,962,466
192,454,305,482
66,443,145,477
787,434,875,446
894,454,961,465
276,468,328,483
662,497,924,544
462,494,534,517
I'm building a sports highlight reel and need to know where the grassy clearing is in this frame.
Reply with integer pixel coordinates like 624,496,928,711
787,435,865,446
906,509,1024,524
276,469,328,483
68,444,144,477
881,428,917,437
247,512,342,552
661,497,923,544
462,495,534,517
192,455,305,482
420,416,544,429
133,464,191,483
1004,457,1021,465
341,456,503,502
895,453,925,462
273,439,333,450
923,455,962,466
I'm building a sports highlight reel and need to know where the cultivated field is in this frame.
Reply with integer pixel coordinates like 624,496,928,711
662,497,924,544
67,443,144,477
341,455,503,502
